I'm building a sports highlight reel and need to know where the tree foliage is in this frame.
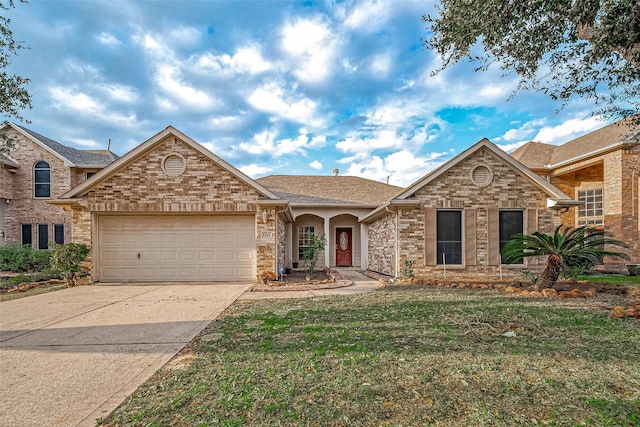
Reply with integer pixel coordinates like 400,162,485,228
49,242,90,287
501,225,629,291
302,233,327,279
423,0,640,120
0,0,31,123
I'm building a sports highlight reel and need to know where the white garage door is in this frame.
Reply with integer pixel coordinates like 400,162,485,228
97,215,255,282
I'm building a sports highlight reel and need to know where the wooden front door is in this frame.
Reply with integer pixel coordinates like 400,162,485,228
335,228,352,267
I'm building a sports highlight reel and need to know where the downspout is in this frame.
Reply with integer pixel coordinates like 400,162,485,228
386,205,399,278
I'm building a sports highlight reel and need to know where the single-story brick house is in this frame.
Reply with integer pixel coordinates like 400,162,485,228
47,125,584,283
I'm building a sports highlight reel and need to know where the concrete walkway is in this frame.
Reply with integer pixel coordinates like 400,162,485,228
239,269,384,300
0,282,251,427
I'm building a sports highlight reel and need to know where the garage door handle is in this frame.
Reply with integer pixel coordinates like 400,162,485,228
137,252,140,260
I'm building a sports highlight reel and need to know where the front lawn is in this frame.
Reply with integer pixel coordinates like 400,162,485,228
102,286,640,427
578,275,640,287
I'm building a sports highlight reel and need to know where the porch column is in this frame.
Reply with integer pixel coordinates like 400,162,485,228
285,222,293,267
324,215,331,268
360,222,368,269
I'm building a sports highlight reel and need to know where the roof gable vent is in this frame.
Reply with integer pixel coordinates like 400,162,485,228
471,165,493,187
163,154,186,177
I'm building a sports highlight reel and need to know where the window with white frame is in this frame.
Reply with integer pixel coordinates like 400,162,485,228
298,226,315,260
577,189,604,226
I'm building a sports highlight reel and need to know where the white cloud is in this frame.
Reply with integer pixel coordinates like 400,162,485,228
48,86,137,127
239,163,273,178
343,149,451,187
280,17,338,83
369,53,392,78
155,64,217,110
206,114,246,130
193,44,272,75
346,150,452,187
96,32,121,46
341,0,389,32
247,82,324,127
167,26,200,46
309,160,323,170
497,140,528,153
103,84,137,102
533,116,605,145
239,129,278,155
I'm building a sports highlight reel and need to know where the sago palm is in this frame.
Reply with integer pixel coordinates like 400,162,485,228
501,225,629,291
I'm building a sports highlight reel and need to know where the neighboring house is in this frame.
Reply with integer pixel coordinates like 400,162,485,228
48,126,578,283
361,139,579,280
510,116,640,269
0,123,117,248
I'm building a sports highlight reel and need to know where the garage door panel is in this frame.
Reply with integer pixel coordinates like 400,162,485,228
98,215,255,282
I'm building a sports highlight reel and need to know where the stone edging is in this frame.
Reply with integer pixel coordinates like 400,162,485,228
250,269,354,292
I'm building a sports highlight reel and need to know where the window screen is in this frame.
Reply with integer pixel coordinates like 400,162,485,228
499,210,523,264
54,223,64,244
38,224,48,250
21,224,32,246
437,211,462,265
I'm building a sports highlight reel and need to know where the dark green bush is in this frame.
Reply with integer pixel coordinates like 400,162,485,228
0,244,51,272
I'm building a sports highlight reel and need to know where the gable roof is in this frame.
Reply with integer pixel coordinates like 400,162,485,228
5,123,118,167
509,141,555,170
57,126,281,200
256,175,402,207
511,116,640,170
362,138,578,222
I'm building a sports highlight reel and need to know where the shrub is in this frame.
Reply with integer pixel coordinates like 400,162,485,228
303,234,327,279
49,243,90,287
0,244,51,272
400,259,415,279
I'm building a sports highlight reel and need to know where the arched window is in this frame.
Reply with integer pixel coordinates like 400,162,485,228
34,161,50,198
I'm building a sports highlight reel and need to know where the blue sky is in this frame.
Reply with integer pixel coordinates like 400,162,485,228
3,0,613,186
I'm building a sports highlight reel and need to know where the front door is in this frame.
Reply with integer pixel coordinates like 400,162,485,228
335,228,352,267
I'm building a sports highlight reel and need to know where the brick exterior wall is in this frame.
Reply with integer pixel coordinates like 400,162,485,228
368,147,560,279
1,128,74,245
68,135,277,282
549,146,639,269
367,212,396,274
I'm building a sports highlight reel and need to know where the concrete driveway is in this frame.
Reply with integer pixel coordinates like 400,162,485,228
0,282,251,427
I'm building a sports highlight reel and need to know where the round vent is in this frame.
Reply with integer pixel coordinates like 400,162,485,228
471,165,493,187
162,154,186,177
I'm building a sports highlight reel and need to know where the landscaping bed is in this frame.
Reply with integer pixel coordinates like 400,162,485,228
101,285,639,427
252,269,353,292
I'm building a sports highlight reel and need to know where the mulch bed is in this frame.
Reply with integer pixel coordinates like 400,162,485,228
251,269,353,292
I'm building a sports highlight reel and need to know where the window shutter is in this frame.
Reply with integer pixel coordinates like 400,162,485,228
487,208,499,265
527,208,538,266
424,208,436,266
465,209,477,266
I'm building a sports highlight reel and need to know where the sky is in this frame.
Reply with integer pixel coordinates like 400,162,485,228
2,0,617,187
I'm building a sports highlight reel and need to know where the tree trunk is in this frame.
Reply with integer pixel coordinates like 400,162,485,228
534,254,563,292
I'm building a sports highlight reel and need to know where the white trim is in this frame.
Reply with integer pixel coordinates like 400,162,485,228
58,126,282,200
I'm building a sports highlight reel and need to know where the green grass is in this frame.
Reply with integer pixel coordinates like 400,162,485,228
578,275,640,286
102,286,640,427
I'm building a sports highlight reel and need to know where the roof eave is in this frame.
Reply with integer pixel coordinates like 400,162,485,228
6,122,77,166
547,140,638,170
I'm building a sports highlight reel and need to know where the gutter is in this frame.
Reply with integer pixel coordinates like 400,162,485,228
546,140,638,170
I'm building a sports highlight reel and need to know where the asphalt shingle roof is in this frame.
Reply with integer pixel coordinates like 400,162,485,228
256,175,402,206
17,125,118,167
510,116,639,169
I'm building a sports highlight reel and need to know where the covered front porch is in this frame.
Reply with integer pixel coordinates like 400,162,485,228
281,209,372,270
